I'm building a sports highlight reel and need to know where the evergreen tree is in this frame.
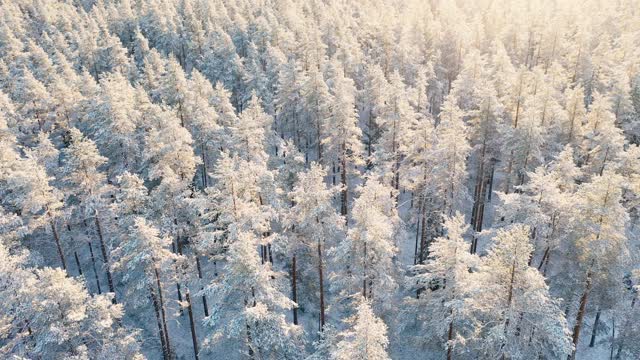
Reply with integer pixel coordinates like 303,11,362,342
464,225,572,359
332,298,391,360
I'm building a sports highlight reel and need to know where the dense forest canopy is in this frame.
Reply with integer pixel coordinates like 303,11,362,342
1,0,639,359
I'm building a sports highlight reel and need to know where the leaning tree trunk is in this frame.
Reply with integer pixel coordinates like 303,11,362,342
570,269,593,360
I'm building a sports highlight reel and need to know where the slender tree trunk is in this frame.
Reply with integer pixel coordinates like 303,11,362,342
447,319,454,360
74,251,83,276
51,221,67,271
615,296,636,359
589,308,601,347
363,241,368,298
500,261,517,358
186,290,199,360
291,255,298,325
246,319,255,359
88,241,102,294
155,266,172,358
94,214,116,303
487,161,496,202
504,151,514,194
413,196,424,265
340,154,348,217
172,240,183,315
538,247,550,270
195,256,209,317
150,286,170,360
418,201,428,263
332,162,336,185
316,111,323,162
317,239,325,330
609,318,615,360
570,269,593,360
200,145,208,189
471,139,487,254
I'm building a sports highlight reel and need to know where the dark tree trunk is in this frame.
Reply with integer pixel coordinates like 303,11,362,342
570,270,593,360
88,241,102,294
317,240,325,330
363,241,368,298
418,201,428,263
413,196,423,265
186,291,199,360
51,221,68,271
195,256,209,317
291,255,298,325
447,319,454,360
340,155,348,217
487,161,496,202
172,241,183,315
615,296,636,359
94,214,116,303
150,286,170,360
74,251,83,276
609,318,615,360
589,309,601,347
500,261,517,358
200,145,208,189
155,266,172,358
537,247,550,270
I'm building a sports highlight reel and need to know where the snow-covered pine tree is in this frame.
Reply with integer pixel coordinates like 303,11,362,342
201,229,303,358
404,213,479,358
331,179,401,308
464,225,572,359
323,58,364,216
332,297,391,360
111,217,178,360
284,163,345,329
62,128,117,299
0,243,143,359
